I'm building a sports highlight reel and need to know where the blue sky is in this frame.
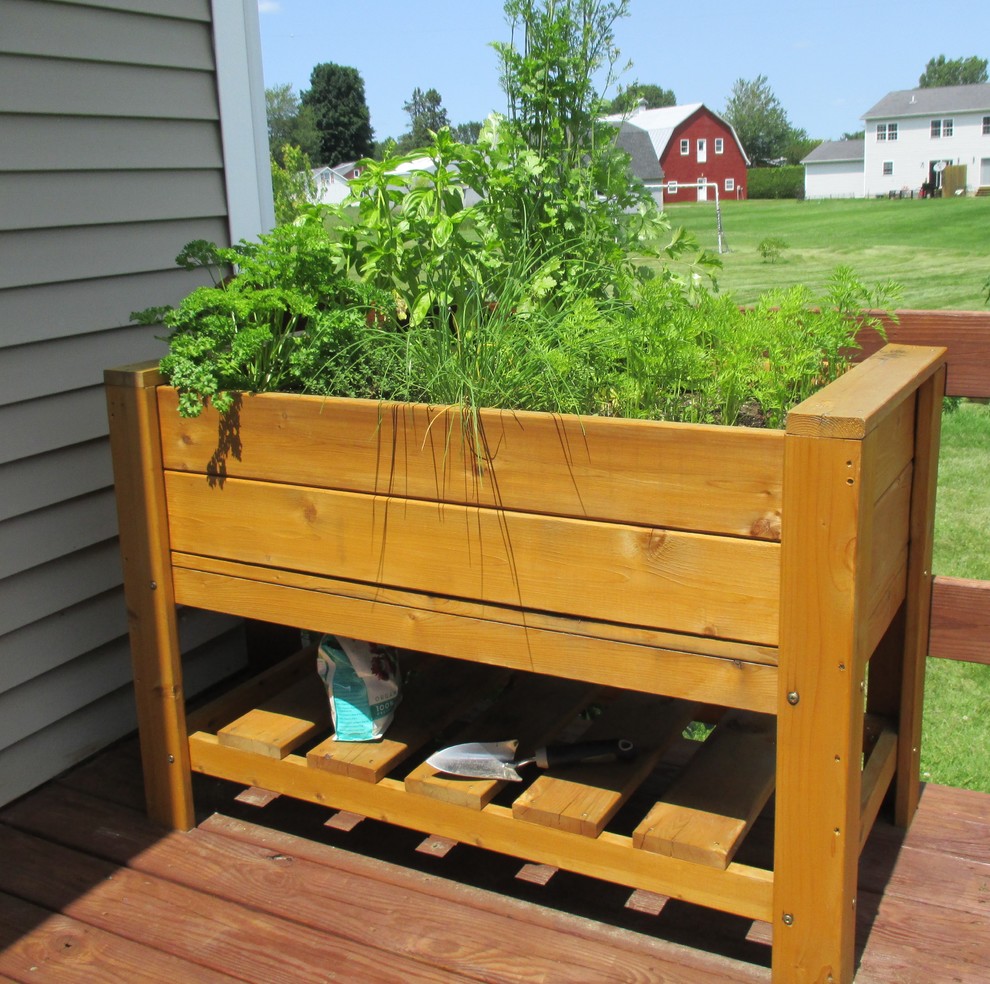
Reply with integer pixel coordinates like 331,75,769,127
258,1,990,145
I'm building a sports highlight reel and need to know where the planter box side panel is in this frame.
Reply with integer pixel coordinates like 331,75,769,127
157,388,785,540
163,470,781,648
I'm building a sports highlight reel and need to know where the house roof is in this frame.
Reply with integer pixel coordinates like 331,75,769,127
602,103,750,165
862,83,990,120
801,139,865,165
612,121,663,181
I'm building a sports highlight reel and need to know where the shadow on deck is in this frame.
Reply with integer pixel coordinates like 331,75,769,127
1,737,987,983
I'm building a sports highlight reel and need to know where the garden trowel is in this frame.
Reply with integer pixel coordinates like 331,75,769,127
426,737,637,781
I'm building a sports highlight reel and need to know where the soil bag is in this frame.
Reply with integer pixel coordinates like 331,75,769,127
317,634,402,741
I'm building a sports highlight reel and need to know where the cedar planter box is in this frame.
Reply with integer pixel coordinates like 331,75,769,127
106,342,946,984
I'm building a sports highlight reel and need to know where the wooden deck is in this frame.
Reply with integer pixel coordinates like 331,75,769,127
1,736,988,983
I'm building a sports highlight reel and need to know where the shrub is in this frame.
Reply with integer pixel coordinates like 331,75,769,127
747,165,804,199
758,237,788,263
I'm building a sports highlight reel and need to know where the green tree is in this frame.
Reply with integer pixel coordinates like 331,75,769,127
450,120,484,144
265,83,320,165
607,82,676,113
270,144,317,225
402,87,450,148
781,128,820,166
722,75,793,166
301,63,374,166
841,130,865,141
919,55,988,87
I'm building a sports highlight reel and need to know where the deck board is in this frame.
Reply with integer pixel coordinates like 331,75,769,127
2,739,989,983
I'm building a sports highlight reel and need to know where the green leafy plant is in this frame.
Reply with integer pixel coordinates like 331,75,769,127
758,236,788,263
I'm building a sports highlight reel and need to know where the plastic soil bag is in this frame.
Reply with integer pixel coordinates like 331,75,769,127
317,635,401,741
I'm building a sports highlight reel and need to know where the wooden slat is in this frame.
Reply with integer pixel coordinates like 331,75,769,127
860,726,898,852
216,673,330,759
511,694,696,837
157,386,785,537
787,343,946,439
170,564,780,713
404,674,598,810
163,472,781,646
930,576,990,665
308,658,510,782
632,712,775,868
188,733,775,921
858,310,990,398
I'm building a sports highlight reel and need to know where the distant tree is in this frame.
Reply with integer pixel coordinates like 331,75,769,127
782,129,821,166
607,82,676,113
265,84,320,165
918,55,988,88
841,130,865,141
301,63,374,166
723,75,793,166
403,87,450,147
450,120,484,144
270,144,317,225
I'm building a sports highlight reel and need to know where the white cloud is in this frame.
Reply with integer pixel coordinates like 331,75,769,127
258,1,280,13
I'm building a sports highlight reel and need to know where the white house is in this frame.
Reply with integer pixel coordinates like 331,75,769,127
309,166,351,205
801,139,865,199
802,83,990,199
863,83,990,197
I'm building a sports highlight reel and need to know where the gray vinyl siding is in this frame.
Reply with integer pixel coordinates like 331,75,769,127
0,0,249,806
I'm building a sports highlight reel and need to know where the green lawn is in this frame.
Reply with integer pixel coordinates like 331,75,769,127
665,197,990,310
662,197,990,791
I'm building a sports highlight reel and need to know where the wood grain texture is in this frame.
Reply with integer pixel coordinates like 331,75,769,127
930,576,990,665
158,386,785,538
164,471,781,646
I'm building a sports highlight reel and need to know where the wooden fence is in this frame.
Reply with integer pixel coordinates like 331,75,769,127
860,310,990,667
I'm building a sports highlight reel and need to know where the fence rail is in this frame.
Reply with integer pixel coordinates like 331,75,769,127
859,310,990,666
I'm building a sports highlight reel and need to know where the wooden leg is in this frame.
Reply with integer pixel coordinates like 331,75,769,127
774,434,865,984
106,367,195,830
895,367,944,826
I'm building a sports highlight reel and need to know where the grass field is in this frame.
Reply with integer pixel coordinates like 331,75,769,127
665,196,990,310
662,197,990,791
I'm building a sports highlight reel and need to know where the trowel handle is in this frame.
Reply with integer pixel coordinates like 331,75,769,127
534,738,637,770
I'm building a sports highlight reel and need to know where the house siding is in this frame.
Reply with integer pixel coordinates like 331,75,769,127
0,0,262,806
660,111,748,203
804,160,865,199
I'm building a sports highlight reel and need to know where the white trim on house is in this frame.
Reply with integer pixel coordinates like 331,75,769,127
211,0,275,240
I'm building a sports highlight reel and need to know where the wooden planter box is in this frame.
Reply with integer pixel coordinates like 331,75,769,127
106,343,946,984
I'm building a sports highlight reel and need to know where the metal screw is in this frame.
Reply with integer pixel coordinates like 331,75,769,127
782,913,794,926
167,754,175,764
150,580,158,590
787,691,800,705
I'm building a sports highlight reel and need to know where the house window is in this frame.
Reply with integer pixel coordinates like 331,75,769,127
876,122,898,141
984,116,990,134
725,177,735,192
882,161,894,176
680,139,689,155
931,118,953,138
715,138,724,154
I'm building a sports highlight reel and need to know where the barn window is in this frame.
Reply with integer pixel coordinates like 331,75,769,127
715,138,724,154
882,161,894,176
725,177,735,192
680,139,689,155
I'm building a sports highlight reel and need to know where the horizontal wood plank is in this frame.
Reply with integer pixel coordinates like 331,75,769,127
633,712,776,869
170,564,780,713
859,310,990,399
930,576,990,665
157,387,785,538
788,344,946,440
164,472,781,646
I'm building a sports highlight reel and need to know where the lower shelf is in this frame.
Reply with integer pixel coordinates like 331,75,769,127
185,648,899,925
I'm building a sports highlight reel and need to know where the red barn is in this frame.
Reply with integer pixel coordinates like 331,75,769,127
606,103,749,204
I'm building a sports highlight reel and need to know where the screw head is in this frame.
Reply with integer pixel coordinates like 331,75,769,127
787,691,800,705
782,912,794,926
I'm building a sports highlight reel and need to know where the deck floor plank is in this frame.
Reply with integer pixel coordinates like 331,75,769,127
2,738,989,983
